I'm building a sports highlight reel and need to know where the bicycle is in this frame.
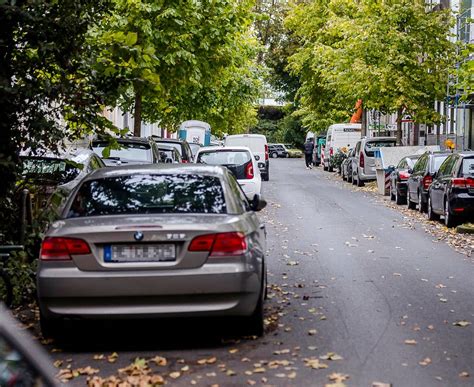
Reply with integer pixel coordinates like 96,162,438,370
0,245,24,307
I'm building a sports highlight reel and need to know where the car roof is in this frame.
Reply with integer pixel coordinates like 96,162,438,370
152,137,185,144
84,164,228,181
226,134,267,139
458,151,474,157
198,146,251,152
364,137,396,141
20,147,97,163
93,136,152,145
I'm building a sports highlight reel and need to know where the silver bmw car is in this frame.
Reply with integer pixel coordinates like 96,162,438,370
37,164,267,337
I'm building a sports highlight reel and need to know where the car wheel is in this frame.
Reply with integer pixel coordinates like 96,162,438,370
323,164,328,171
427,196,439,221
390,185,395,201
418,192,426,213
395,186,405,205
315,161,320,166
444,199,458,228
356,174,364,187
271,152,278,159
407,192,416,210
352,174,357,185
328,165,333,172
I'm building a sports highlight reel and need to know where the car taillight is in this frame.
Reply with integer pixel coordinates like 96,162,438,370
360,152,364,168
452,177,474,188
40,237,91,261
422,175,433,189
265,144,269,161
188,232,247,256
399,171,410,180
245,162,254,179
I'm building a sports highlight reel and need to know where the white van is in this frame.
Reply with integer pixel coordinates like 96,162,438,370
224,134,269,181
323,123,362,172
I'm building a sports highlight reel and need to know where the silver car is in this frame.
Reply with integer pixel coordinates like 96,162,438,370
37,165,267,338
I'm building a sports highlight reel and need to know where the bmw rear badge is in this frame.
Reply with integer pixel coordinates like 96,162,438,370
134,231,144,241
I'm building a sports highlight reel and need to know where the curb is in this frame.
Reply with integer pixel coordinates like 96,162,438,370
456,224,474,234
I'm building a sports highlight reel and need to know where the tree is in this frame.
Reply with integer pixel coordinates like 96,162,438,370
0,0,115,242
91,0,260,135
287,0,456,143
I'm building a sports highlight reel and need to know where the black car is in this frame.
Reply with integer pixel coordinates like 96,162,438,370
427,151,474,227
389,155,421,205
151,137,194,163
406,151,450,212
268,144,288,158
92,137,161,166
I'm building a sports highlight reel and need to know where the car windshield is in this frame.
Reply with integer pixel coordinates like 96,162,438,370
364,140,396,157
21,157,80,184
67,174,226,217
461,158,474,176
189,143,201,156
93,142,151,162
155,142,182,156
197,150,251,166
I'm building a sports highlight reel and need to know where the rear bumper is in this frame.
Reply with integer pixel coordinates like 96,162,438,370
396,181,408,196
358,167,376,181
37,262,261,319
449,194,474,216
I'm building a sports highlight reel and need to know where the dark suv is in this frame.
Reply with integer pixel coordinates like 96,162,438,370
427,151,474,227
268,144,288,158
406,151,450,212
151,137,194,163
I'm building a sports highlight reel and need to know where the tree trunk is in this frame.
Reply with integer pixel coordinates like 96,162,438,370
133,89,142,137
396,107,403,145
361,109,367,137
413,123,419,146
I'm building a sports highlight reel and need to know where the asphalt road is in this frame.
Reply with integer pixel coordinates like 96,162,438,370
48,158,474,387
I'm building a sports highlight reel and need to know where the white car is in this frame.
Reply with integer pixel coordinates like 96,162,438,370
195,146,262,199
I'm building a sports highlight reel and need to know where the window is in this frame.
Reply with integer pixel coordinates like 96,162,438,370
397,159,407,169
21,157,80,185
414,154,428,173
432,155,450,173
227,174,249,213
197,150,251,166
461,157,474,177
436,155,453,177
364,140,396,157
67,174,227,217
93,142,152,162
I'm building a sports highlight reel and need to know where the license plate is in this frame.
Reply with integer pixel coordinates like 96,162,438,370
104,244,176,263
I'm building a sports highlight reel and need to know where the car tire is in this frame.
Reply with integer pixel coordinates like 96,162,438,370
395,186,404,205
427,196,439,221
356,175,364,187
242,272,265,337
271,152,278,159
390,185,395,201
418,192,427,213
328,165,333,172
407,193,416,210
315,161,320,166
323,164,328,171
444,199,458,228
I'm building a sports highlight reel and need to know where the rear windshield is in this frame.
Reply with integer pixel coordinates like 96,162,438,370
432,155,449,172
155,142,182,156
67,174,226,217
461,158,474,176
21,157,80,185
189,143,201,156
197,150,251,165
93,142,151,162
364,141,396,157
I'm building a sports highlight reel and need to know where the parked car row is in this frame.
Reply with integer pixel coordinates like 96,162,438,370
17,134,271,341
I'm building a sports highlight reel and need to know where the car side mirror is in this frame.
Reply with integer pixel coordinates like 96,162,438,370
388,165,395,170
250,194,267,212
407,168,413,174
254,155,260,161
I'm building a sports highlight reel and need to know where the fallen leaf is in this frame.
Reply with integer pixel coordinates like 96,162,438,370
404,339,417,345
453,320,471,327
419,357,432,366
226,369,236,376
328,373,350,382
229,348,239,354
169,372,181,379
320,352,343,361
459,371,470,378
308,329,317,336
304,358,329,369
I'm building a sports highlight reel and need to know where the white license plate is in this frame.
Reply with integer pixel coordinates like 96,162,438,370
104,244,176,263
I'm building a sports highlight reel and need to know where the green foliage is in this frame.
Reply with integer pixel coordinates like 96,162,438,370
286,0,457,133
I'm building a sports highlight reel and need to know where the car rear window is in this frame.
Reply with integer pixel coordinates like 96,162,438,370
364,141,396,157
432,155,449,172
93,142,151,162
197,150,251,165
225,137,265,153
154,141,182,156
67,174,226,217
21,157,80,185
461,158,474,176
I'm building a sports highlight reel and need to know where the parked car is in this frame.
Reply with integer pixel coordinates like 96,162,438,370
323,123,362,172
268,144,289,158
157,144,182,163
225,134,269,181
351,137,397,186
389,155,421,205
151,137,195,163
427,151,474,227
195,146,262,200
284,145,304,158
20,148,105,215
312,135,326,166
92,137,161,166
37,164,267,338
406,151,450,212
0,304,58,386
341,148,355,182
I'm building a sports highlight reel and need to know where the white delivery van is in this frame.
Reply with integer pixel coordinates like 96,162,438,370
323,123,362,172
224,134,269,181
